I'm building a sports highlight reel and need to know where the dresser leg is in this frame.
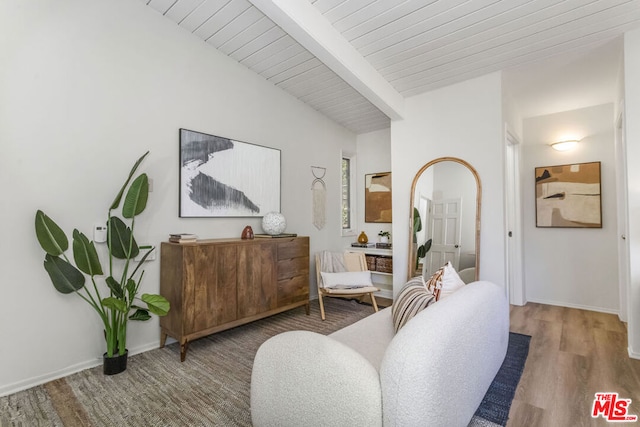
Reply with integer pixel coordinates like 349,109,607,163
305,302,310,315
180,340,189,362
160,332,167,348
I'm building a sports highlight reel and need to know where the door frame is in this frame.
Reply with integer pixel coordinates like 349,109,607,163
616,104,630,322
505,125,525,305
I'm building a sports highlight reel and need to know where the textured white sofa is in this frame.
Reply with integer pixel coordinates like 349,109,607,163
250,280,509,427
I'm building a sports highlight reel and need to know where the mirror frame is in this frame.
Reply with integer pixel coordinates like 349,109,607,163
407,156,482,282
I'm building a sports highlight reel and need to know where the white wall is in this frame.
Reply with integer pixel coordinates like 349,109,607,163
521,104,619,313
0,0,356,395
624,28,640,357
391,72,506,297
354,128,392,246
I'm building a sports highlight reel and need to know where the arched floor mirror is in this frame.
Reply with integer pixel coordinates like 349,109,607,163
408,157,482,283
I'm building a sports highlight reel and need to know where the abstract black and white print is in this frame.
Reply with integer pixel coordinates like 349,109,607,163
179,129,281,217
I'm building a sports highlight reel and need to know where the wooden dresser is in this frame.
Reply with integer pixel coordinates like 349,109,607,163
159,236,309,361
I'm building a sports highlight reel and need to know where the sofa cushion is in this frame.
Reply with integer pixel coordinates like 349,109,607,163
426,261,465,301
320,270,373,289
391,276,436,333
330,308,395,372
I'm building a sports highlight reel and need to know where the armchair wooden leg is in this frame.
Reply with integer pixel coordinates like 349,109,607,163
370,293,379,313
319,293,326,321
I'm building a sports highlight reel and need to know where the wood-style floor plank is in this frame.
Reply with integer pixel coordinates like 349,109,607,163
508,303,640,426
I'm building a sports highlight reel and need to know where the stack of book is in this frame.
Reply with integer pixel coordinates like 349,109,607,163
351,242,375,248
169,233,197,243
254,233,298,238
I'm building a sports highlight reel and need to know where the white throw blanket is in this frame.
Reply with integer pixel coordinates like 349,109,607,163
318,251,347,274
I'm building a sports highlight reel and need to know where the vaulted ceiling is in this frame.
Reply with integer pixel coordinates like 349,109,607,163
142,0,640,134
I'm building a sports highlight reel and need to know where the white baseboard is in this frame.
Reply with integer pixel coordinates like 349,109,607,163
0,341,161,398
525,297,619,315
628,347,640,360
0,358,101,398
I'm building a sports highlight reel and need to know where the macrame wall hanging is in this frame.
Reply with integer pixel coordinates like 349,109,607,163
311,166,326,230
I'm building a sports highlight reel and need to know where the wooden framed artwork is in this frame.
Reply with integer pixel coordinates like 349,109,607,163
365,172,392,223
179,128,281,217
535,161,602,228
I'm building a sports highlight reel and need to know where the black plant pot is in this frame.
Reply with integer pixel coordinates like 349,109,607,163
103,350,128,375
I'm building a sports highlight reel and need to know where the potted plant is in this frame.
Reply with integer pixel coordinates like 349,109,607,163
378,230,391,244
34,151,169,375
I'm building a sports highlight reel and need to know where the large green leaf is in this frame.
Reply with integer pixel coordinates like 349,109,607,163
129,308,151,321
43,254,85,294
72,230,103,276
141,293,170,316
109,151,149,210
105,276,124,299
102,297,127,313
413,207,422,233
128,249,153,280
122,174,149,219
107,216,139,259
125,278,137,302
35,210,68,256
418,239,432,258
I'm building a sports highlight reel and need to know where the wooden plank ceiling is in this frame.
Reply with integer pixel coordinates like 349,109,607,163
144,0,640,134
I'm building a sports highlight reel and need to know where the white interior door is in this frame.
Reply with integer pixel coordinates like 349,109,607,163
426,198,462,275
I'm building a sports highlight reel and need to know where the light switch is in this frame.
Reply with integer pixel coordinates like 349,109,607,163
94,225,107,243
135,245,156,262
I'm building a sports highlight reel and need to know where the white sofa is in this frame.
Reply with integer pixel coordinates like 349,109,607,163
250,281,509,427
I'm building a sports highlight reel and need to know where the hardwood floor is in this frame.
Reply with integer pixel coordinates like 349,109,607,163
508,303,640,426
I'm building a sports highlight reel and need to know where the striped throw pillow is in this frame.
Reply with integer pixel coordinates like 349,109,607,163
392,276,436,333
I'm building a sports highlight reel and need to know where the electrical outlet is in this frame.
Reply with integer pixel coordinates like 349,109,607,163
135,245,156,262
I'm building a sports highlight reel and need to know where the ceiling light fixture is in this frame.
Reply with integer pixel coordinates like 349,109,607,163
551,140,579,151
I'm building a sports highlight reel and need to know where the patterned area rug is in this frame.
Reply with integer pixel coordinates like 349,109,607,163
0,298,373,427
0,300,529,427
469,332,532,427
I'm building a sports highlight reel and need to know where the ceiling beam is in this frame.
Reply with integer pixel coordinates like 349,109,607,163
248,0,404,121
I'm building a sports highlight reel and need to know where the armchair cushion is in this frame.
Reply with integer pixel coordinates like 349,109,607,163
320,270,373,289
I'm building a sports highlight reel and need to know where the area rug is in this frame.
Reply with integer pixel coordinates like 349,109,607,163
469,332,532,427
1,300,530,427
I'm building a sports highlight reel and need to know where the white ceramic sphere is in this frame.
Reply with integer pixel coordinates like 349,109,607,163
262,212,286,235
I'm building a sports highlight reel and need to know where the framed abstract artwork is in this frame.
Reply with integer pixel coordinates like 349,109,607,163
179,129,281,217
535,161,602,228
365,172,392,223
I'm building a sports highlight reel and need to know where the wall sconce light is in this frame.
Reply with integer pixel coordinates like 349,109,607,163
551,139,579,151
